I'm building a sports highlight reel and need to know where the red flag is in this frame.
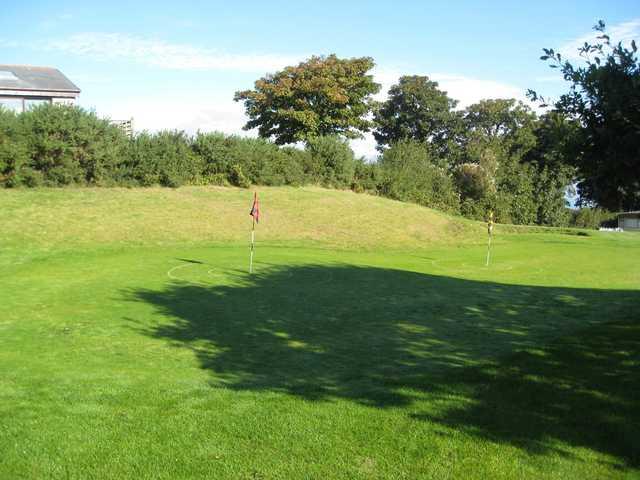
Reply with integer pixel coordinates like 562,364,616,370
249,192,260,223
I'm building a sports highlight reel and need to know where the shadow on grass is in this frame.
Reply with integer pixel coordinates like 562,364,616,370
128,264,639,467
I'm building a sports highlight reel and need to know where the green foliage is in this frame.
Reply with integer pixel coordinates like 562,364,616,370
494,157,537,225
532,167,571,226
17,104,130,186
530,21,640,210
570,207,617,229
304,136,355,187
378,140,459,213
462,99,537,163
351,159,380,193
126,130,201,187
193,132,307,187
0,108,28,187
260,146,307,186
373,75,463,161
234,54,380,144
229,164,251,188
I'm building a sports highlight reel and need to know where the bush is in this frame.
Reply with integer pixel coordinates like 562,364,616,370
305,136,355,187
0,107,29,187
352,159,381,193
193,132,308,187
378,140,459,213
257,146,307,186
126,130,201,187
18,104,130,186
570,208,616,229
229,164,251,188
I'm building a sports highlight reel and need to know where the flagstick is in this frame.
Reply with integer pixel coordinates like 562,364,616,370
249,217,255,274
485,232,492,267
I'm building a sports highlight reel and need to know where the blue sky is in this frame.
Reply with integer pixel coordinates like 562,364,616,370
1,0,639,157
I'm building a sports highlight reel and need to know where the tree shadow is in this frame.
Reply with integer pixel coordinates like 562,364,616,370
126,264,639,467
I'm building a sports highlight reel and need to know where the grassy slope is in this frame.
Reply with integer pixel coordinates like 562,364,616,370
0,187,638,479
0,186,478,255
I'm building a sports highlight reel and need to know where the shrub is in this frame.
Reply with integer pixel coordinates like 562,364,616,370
126,130,201,187
378,140,459,213
304,136,355,187
0,107,29,187
570,207,616,229
229,164,251,188
352,159,381,193
258,146,307,186
18,104,129,186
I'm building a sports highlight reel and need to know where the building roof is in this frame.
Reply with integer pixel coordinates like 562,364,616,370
0,65,80,93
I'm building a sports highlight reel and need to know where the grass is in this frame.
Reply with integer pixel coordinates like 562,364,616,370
0,187,638,479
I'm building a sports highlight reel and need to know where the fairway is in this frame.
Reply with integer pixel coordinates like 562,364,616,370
1,187,639,479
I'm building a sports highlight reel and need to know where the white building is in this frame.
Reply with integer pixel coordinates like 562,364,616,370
0,64,80,113
618,211,640,231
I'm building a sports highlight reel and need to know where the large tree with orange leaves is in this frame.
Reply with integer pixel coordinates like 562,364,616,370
234,55,380,145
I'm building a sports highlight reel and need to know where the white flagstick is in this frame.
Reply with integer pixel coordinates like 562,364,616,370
485,232,492,267
249,218,255,274
485,211,494,267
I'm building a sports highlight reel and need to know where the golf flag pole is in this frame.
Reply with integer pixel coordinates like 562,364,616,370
249,192,260,274
486,210,494,267
250,218,255,273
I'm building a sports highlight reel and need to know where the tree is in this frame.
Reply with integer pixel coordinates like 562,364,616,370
524,112,578,225
373,76,462,160
234,55,380,145
456,99,539,224
462,99,538,162
529,20,640,211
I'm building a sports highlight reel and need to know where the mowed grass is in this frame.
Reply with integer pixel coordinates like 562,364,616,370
0,187,638,479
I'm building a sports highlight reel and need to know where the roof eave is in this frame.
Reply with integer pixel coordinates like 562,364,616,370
0,86,81,94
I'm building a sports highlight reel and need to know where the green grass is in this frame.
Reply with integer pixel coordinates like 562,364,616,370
1,187,638,479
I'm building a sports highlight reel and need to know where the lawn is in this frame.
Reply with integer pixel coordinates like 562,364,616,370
0,187,638,479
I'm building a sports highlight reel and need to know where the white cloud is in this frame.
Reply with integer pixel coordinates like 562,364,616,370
431,74,527,108
97,95,250,136
48,32,301,72
559,18,640,60
0,39,20,48
350,133,377,160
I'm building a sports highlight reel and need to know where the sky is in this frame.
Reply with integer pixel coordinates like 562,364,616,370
1,0,639,159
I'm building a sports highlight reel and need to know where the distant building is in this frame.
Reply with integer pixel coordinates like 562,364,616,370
618,211,640,231
108,118,134,137
0,64,80,113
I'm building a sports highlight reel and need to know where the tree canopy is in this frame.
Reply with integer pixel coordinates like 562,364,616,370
529,20,640,211
234,55,380,145
462,99,538,162
373,75,461,158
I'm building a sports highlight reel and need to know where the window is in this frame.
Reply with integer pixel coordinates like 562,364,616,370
0,70,19,81
52,98,75,106
24,98,51,110
0,97,23,113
